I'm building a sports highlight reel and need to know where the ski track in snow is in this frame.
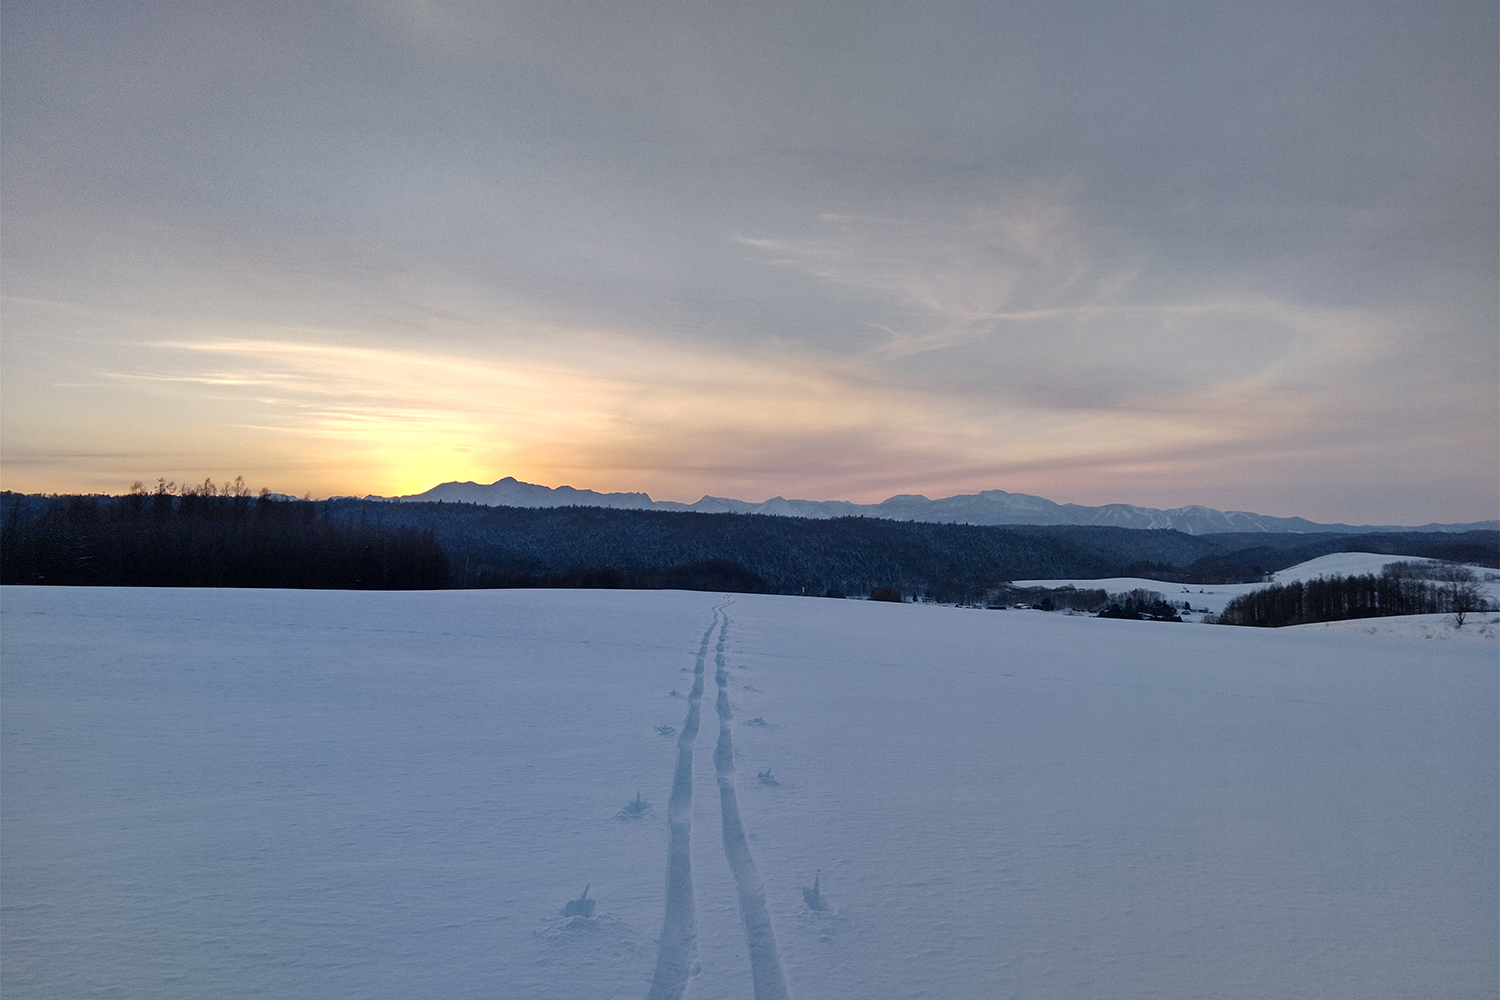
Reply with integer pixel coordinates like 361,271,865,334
645,604,723,1000
646,601,793,1000
5,588,1494,999
712,612,792,1000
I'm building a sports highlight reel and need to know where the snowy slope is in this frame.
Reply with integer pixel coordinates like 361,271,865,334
1009,574,1259,614
3,587,1496,999
1264,551,1497,586
1287,613,1500,642
1016,553,1500,614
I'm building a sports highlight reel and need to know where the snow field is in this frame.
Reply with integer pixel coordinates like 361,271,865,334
2,585,1496,999
1016,551,1500,614
1286,612,1500,642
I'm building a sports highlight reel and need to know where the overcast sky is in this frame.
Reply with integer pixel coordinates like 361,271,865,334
3,0,1496,523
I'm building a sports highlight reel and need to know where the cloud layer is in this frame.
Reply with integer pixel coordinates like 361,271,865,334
3,0,1495,522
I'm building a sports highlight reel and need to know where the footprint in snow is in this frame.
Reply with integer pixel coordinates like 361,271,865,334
796,876,847,941
616,792,651,819
531,909,647,955
802,874,829,911
795,905,846,943
562,885,596,918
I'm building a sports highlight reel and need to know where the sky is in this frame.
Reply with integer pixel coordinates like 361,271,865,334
2,0,1496,524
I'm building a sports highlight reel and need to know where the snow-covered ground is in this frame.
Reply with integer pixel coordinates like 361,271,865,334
1286,612,1500,643
3,586,1496,999
1016,552,1500,615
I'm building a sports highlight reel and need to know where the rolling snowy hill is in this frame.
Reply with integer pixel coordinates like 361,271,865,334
1016,552,1500,616
3,586,1494,999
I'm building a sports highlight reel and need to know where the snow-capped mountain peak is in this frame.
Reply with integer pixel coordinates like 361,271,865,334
370,478,1496,535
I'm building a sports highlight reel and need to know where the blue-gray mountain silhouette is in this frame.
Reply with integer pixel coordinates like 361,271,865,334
370,477,1494,536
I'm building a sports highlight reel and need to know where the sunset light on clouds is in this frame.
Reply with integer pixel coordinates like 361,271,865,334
2,0,1495,524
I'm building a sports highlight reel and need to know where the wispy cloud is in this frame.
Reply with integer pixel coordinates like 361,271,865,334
2,3,1493,521
739,189,1103,357
3,264,1485,515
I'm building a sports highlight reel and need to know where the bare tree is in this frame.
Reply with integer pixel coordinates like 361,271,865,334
1448,579,1486,628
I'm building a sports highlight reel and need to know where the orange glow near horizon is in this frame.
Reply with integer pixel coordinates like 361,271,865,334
1,295,1494,524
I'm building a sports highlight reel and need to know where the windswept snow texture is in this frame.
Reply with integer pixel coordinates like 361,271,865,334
3,587,1496,999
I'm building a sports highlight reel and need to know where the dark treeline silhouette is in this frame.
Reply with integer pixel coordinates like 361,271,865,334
918,581,1113,611
1,491,448,589
322,499,1234,596
318,499,1498,598
1216,572,1491,627
851,582,1124,612
1002,585,1114,612
5,491,1497,598
1097,588,1183,621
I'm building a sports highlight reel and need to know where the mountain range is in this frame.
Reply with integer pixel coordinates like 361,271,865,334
368,478,1497,536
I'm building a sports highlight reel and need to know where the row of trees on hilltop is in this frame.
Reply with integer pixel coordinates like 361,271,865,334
1,488,448,589
5,489,1498,599
1216,570,1490,627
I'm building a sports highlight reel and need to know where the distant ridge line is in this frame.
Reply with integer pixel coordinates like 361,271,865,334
362,477,1498,537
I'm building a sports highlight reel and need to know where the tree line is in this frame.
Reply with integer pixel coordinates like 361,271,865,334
1215,571,1490,627
319,499,1499,595
1,488,448,589
4,488,1497,598
315,499,1272,596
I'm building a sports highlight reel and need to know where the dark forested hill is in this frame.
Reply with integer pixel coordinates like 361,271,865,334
5,491,1495,596
323,500,1216,594
315,499,1500,596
